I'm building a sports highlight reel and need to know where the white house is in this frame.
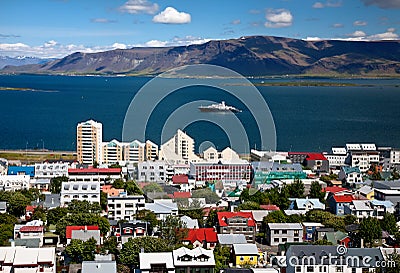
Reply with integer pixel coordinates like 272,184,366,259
34,162,70,179
0,175,30,191
137,160,169,182
144,199,178,220
60,181,100,206
139,252,175,273
338,166,363,184
266,223,303,246
107,193,146,221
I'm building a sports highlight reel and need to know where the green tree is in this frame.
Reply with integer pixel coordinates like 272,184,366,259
287,178,305,198
119,237,170,267
19,188,43,202
65,238,97,263
100,191,108,211
309,181,325,201
0,213,18,246
125,181,143,195
136,209,159,229
68,200,101,214
359,217,382,247
112,178,125,189
50,176,68,194
214,245,231,272
381,213,398,234
7,192,30,217
47,207,68,226
344,214,357,226
266,186,290,210
192,188,220,204
179,203,205,227
100,236,119,255
305,210,345,231
31,206,46,222
287,214,304,223
236,201,261,211
391,168,400,180
160,215,188,247
142,183,164,194
205,208,219,228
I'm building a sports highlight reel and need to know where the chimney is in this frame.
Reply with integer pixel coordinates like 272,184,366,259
85,225,87,231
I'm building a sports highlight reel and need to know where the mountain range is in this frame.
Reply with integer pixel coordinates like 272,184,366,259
1,36,400,76
0,56,55,69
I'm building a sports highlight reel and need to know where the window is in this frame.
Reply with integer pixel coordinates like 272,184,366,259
336,266,343,273
319,266,327,272
296,266,301,273
307,266,314,272
294,230,299,236
250,257,254,261
282,230,287,234
274,230,279,234
274,238,279,242
240,256,244,261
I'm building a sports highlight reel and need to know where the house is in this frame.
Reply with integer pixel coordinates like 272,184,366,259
0,174,30,191
117,221,151,244
324,230,351,247
338,166,363,185
251,162,306,186
288,152,329,173
241,210,271,231
302,222,324,242
217,212,256,243
145,199,178,220
313,227,335,241
18,225,45,247
7,166,35,177
356,185,374,199
0,246,55,273
182,228,218,249
139,252,175,273
266,223,303,246
173,247,215,273
288,198,325,212
0,201,6,213
68,167,122,184
284,245,383,273
107,193,145,221
60,181,101,206
327,194,355,215
180,216,199,229
71,229,101,245
66,225,99,244
344,200,374,220
232,243,259,267
370,199,395,219
217,234,247,247
101,185,124,197
171,175,193,192
82,260,117,273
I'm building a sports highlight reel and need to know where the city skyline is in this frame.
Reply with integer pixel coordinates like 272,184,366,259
0,0,399,58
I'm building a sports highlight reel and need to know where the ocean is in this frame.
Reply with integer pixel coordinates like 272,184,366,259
0,74,399,153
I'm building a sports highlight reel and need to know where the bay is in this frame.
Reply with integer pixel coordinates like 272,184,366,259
0,74,399,153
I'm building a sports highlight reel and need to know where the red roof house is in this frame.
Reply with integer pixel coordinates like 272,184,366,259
66,225,99,239
173,191,192,199
260,204,280,211
172,175,189,184
217,211,256,243
217,211,256,227
183,228,218,249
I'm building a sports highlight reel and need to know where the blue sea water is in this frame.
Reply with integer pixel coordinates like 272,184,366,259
0,74,399,153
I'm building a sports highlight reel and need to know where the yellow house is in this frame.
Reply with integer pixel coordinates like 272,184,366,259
357,185,374,200
233,244,258,267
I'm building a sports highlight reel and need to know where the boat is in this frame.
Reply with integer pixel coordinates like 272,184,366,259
198,101,242,113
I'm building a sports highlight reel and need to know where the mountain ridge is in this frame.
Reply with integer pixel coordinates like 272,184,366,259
1,35,400,76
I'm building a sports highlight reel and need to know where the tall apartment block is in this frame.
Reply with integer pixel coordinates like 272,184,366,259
77,120,103,165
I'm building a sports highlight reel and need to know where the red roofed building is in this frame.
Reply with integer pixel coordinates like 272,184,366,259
260,204,280,211
66,225,99,240
288,152,329,173
182,228,218,249
68,167,122,185
171,174,193,192
173,191,192,199
217,211,256,243
18,225,45,246
328,194,355,215
25,205,37,221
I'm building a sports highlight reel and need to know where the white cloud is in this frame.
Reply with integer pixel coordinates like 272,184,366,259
349,30,367,38
140,36,210,47
91,18,117,23
145,40,168,47
353,20,367,26
231,19,241,25
305,37,323,41
264,9,293,28
368,29,398,40
112,43,127,49
312,1,342,8
332,23,344,28
0,42,30,51
152,7,191,24
44,40,58,48
312,2,324,8
119,0,159,14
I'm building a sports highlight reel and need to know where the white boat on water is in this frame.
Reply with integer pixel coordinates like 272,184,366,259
198,101,242,113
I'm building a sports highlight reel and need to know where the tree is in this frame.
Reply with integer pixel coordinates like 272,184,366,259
19,188,43,202
31,206,46,222
305,210,345,231
100,191,108,211
160,215,188,247
65,238,97,263
125,181,143,195
266,187,290,210
142,183,163,194
112,179,125,189
68,200,101,214
287,178,304,198
214,245,231,272
205,208,220,228
263,210,287,224
236,201,261,211
100,236,119,256
0,213,18,246
391,168,400,180
47,207,68,226
344,214,357,226
50,176,68,194
359,217,382,247
309,181,325,201
7,192,30,217
136,209,159,229
381,213,398,235
119,237,170,267
179,201,205,227
192,188,220,204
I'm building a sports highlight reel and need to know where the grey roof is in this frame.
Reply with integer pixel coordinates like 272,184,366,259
14,238,41,248
217,234,247,245
373,180,400,190
43,194,61,208
0,201,6,211
71,230,101,244
233,243,258,255
180,216,199,229
267,223,303,230
351,200,373,211
241,210,270,222
145,200,178,214
287,245,383,268
357,185,374,195
252,162,303,173
82,261,116,273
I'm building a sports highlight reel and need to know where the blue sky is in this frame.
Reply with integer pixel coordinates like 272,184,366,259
0,0,399,58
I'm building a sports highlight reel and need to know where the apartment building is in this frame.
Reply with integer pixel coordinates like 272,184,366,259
60,181,100,206
107,193,145,221
77,120,103,165
266,223,303,246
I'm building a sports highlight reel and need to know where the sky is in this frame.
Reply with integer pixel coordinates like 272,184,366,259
0,0,399,58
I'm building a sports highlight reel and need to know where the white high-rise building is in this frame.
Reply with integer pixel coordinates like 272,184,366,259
77,120,103,165
159,129,201,164
101,139,124,165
